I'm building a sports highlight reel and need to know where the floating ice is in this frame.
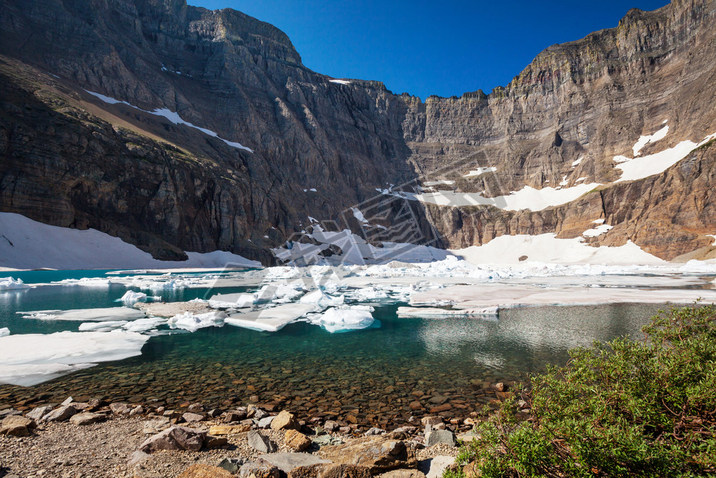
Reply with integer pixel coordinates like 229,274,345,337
309,306,375,333
122,317,167,333
78,320,129,332
208,292,257,309
299,289,345,308
118,290,148,306
19,307,146,322
0,278,30,291
396,306,498,318
167,311,227,333
0,328,9,337
225,303,316,332
0,330,149,386
52,278,113,288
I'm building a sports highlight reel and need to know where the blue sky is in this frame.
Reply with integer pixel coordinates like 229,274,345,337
188,0,670,99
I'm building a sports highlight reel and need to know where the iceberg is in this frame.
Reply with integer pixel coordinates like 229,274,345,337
18,307,146,322
0,277,30,291
167,311,227,333
118,290,149,306
78,320,129,332
310,306,375,333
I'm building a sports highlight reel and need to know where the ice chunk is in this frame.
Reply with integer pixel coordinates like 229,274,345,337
0,277,30,291
396,306,498,318
122,317,167,333
0,330,149,386
167,311,227,333
208,292,257,309
19,307,146,322
299,290,345,308
78,320,129,332
225,303,316,332
0,327,9,337
310,306,375,333
52,278,113,288
118,290,148,306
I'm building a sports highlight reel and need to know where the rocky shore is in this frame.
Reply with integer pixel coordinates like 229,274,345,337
0,392,518,477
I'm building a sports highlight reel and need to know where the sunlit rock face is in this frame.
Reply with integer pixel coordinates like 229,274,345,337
0,0,714,264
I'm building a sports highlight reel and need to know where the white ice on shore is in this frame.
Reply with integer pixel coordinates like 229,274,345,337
85,90,253,152
0,212,262,270
308,306,375,333
167,311,227,333
0,330,149,386
0,277,30,291
0,328,9,337
18,307,146,322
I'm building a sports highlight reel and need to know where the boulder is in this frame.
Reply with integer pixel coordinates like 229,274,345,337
257,416,275,428
284,429,312,451
270,410,297,430
224,409,248,422
139,426,206,453
288,463,372,478
25,405,53,421
210,424,252,435
418,456,456,478
239,461,281,478
378,470,426,478
319,436,414,472
69,412,106,426
110,403,131,415
420,417,442,427
143,417,171,434
43,405,77,422
424,430,455,447
258,453,331,474
218,457,245,474
0,416,36,436
364,427,385,436
178,464,234,478
205,435,229,449
183,412,205,423
248,430,276,453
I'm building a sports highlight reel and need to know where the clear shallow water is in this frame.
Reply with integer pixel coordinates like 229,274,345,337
0,270,667,427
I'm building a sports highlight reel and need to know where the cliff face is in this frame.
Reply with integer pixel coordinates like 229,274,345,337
0,0,714,263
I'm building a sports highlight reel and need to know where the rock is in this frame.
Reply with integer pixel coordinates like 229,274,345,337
364,427,385,436
418,456,456,478
205,435,229,449
378,470,426,478
424,430,455,447
323,420,339,432
0,416,36,436
420,417,442,427
225,409,248,422
187,403,205,413
127,450,150,467
257,416,275,428
288,463,371,478
456,432,476,443
183,412,205,423
110,403,131,415
44,405,77,422
409,401,423,411
319,436,413,472
129,405,144,417
178,464,234,478
69,412,106,426
239,461,282,478
428,404,452,414
26,405,53,421
61,396,73,406
218,457,245,474
494,382,506,392
248,430,276,453
140,426,206,453
258,453,331,474
312,435,343,447
0,409,20,419
284,429,312,451
143,417,172,434
210,424,252,435
392,426,417,435
271,410,297,430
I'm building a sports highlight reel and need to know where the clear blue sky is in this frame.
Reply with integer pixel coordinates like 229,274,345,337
188,0,670,99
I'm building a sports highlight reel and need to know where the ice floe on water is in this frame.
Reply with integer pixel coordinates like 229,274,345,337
78,320,129,332
168,311,227,333
18,307,146,322
0,278,30,291
0,327,9,337
0,330,149,386
117,290,156,306
307,306,375,333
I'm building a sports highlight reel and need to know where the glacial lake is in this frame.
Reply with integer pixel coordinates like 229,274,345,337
0,268,702,427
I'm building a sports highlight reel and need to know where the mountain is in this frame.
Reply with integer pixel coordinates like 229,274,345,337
0,0,714,265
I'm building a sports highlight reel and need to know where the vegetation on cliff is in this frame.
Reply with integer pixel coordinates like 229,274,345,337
449,304,716,477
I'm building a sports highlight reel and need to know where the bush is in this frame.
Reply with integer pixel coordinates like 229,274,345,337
450,304,716,477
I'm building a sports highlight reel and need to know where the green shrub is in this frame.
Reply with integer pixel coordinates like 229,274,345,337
451,304,716,477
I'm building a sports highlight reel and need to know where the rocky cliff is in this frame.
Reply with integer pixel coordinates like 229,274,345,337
0,0,714,264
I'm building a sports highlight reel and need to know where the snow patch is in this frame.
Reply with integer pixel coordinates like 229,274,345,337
351,207,368,224
582,224,613,238
423,180,456,187
463,167,497,178
329,79,351,85
633,124,669,156
571,156,584,167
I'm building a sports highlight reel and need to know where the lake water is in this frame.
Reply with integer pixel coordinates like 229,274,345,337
0,268,674,427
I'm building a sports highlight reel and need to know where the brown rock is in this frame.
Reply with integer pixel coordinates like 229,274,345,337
319,436,414,472
289,463,371,478
139,426,206,453
285,429,312,451
210,424,252,435
408,401,423,411
239,461,282,478
494,383,505,392
182,412,205,423
69,412,106,426
0,415,36,436
178,464,234,478
270,410,297,430
378,470,426,478
428,404,452,414
109,402,131,415
44,405,77,422
205,435,229,449
420,416,442,427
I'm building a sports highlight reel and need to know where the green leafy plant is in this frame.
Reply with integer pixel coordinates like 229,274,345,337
450,304,716,477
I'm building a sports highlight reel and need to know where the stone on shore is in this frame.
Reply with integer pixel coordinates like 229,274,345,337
0,416,36,436
69,412,106,426
378,470,426,478
143,417,171,434
257,416,275,428
178,464,234,478
140,426,206,453
25,405,53,421
420,417,442,427
284,429,312,451
288,463,371,478
319,436,413,472
248,430,276,453
418,456,456,478
270,410,297,430
424,430,455,447
209,423,252,435
110,403,131,415
183,412,205,423
258,453,331,474
239,461,282,478
44,405,77,422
